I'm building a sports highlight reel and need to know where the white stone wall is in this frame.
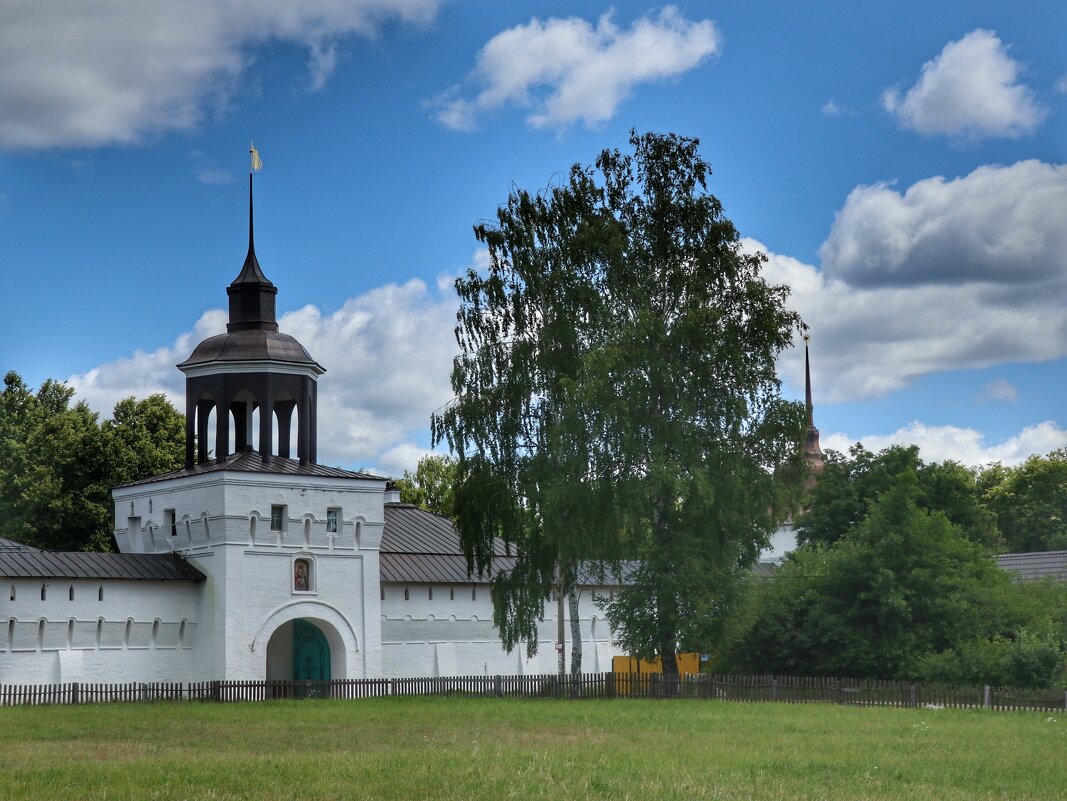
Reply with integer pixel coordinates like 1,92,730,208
380,582,625,677
0,577,200,684
112,469,386,681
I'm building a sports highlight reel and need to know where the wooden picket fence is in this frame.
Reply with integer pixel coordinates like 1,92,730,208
0,673,1064,711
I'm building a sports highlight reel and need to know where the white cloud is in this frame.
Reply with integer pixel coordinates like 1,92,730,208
821,98,844,116
196,168,237,186
759,236,1067,403
750,162,1067,403
0,0,440,150
882,29,1044,139
432,7,719,131
822,421,1067,467
819,160,1067,288
1056,74,1067,94
68,278,457,475
981,379,1018,403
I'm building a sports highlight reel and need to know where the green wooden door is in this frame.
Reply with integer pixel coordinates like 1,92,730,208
292,619,331,682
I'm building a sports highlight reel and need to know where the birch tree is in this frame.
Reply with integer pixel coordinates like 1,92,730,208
433,131,806,674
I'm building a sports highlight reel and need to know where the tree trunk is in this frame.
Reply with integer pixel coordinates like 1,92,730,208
568,589,582,677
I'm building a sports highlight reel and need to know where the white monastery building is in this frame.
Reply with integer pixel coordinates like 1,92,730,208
0,179,624,685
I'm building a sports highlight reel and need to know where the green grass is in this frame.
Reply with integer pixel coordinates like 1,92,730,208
1,697,1064,800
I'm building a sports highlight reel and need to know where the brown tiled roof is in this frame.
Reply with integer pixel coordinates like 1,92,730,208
117,449,383,488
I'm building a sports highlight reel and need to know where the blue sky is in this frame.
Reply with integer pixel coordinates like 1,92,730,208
1,1,1065,474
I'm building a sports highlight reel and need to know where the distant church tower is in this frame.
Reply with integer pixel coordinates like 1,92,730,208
802,335,826,489
178,175,323,466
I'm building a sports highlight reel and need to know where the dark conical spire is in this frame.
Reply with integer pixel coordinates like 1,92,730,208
802,335,825,487
804,335,814,429
227,164,278,332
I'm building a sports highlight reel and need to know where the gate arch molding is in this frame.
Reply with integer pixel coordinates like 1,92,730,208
253,600,359,680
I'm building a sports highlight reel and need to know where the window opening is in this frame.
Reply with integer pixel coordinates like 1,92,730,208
428,586,433,601
270,505,285,532
450,586,454,601
40,584,46,601
9,586,14,602
404,586,409,601
98,586,104,602
165,509,177,537
472,585,477,601
69,585,74,602
326,508,339,533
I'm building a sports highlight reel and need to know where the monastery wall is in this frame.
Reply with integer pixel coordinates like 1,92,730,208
0,578,202,684
380,583,624,677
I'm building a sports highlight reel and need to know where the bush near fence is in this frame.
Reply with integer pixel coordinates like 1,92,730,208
1,673,1064,711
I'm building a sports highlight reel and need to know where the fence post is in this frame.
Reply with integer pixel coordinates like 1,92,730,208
211,680,221,702
70,682,80,705
606,671,615,699
494,675,502,698
983,685,991,709
772,678,778,701
909,683,917,708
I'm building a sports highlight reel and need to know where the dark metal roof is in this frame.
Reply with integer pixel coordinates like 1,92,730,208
178,329,322,369
117,449,383,488
0,539,205,582
380,504,631,585
381,504,510,558
996,550,1067,582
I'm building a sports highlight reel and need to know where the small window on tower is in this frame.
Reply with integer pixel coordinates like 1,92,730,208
270,505,286,532
326,508,339,534
165,509,177,537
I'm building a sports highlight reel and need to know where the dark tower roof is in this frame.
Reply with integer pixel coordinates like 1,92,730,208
802,335,826,487
177,172,322,373
226,174,279,333
171,155,329,471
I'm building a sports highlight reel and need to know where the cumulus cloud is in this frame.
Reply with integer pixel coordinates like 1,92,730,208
0,0,440,150
432,7,719,131
981,379,1018,404
821,421,1067,467
882,29,1045,139
758,235,1067,403
819,160,1067,288
751,162,1067,402
68,278,457,474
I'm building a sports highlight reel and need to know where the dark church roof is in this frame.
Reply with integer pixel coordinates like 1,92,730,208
0,539,205,582
117,450,383,488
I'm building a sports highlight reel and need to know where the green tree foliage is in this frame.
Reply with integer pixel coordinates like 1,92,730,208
720,468,1067,687
983,451,1067,552
797,444,998,548
394,454,457,519
433,131,807,672
0,371,184,552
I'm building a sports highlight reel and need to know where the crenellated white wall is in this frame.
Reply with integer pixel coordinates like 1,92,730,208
380,582,625,677
0,577,200,684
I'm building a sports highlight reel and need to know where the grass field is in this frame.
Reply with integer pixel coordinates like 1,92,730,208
1,697,1064,800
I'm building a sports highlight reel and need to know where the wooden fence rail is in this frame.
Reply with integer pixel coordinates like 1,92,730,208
0,674,1063,711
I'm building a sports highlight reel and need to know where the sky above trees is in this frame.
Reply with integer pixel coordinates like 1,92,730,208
0,1,1064,475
